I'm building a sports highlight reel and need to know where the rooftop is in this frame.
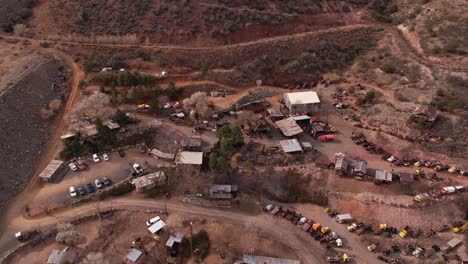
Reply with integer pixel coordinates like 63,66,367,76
181,136,202,148
149,148,175,160
292,115,311,121
242,254,301,264
210,184,238,193
267,108,284,117
148,220,166,234
176,151,203,165
285,91,320,105
133,171,167,189
126,248,143,262
39,160,64,179
82,124,98,137
375,169,393,182
166,232,185,247
279,139,303,153
103,120,120,130
275,117,303,137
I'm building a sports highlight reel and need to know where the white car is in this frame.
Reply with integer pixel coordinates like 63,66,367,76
103,153,109,161
69,187,77,197
132,163,144,174
146,216,161,227
164,103,172,109
161,70,168,76
95,179,103,189
92,153,100,163
68,162,78,171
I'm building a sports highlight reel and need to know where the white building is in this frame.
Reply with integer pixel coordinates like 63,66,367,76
284,91,320,113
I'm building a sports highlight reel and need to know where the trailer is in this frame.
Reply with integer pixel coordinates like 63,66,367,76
441,237,462,253
336,214,353,224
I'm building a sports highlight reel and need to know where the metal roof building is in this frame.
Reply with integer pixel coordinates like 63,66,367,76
175,151,203,165
148,220,166,234
125,248,143,263
39,160,66,182
242,255,301,264
279,139,303,153
166,232,184,248
275,117,303,137
375,169,393,182
133,171,167,193
149,148,175,161
284,91,320,114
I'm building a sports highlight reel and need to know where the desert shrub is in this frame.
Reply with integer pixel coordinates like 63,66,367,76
108,181,134,196
358,90,377,105
381,63,396,73
436,89,445,97
90,72,156,87
342,5,351,13
181,230,210,261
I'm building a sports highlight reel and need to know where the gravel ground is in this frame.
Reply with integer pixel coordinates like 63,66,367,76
235,89,278,106
0,56,67,209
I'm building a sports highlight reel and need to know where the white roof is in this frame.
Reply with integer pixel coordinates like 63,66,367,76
285,91,320,105
166,232,184,247
148,220,166,234
292,115,311,121
39,160,64,179
126,248,143,262
443,186,456,193
176,151,203,165
336,214,352,220
375,169,392,181
279,139,303,153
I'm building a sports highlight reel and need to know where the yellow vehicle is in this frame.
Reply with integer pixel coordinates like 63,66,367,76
324,208,331,214
415,169,422,175
434,165,442,171
137,104,149,109
399,229,408,238
448,167,457,173
329,126,337,133
341,253,349,263
312,223,322,232
321,227,329,234
379,224,387,231
452,223,468,233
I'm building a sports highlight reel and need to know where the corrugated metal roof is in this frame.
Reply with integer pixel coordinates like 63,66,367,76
149,148,175,160
148,220,166,234
243,255,301,264
166,232,184,247
279,139,303,153
39,160,64,179
375,169,393,181
285,91,320,105
181,137,202,147
336,214,352,221
275,117,303,137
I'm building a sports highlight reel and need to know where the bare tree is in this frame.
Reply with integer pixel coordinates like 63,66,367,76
183,92,210,119
81,252,108,264
66,92,114,132
236,111,262,131
56,222,84,246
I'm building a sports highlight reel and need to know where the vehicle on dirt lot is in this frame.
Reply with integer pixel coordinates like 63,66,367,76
78,186,86,195
146,216,161,227
164,103,172,109
139,145,146,153
95,179,103,189
319,134,334,142
103,153,109,161
326,253,349,263
102,177,112,186
132,163,144,174
76,159,87,170
15,230,39,242
69,186,77,197
86,183,95,193
263,204,274,212
92,153,100,163
69,162,78,171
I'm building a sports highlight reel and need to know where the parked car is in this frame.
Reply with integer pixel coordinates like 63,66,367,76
102,177,112,186
103,153,109,161
132,163,144,174
69,187,77,197
164,103,172,109
95,179,103,189
146,216,161,227
92,153,100,162
76,159,87,170
139,145,146,153
118,148,125,158
86,183,95,193
78,186,86,195
68,162,78,171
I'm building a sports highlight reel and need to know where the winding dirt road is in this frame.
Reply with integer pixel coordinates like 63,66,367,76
1,198,382,264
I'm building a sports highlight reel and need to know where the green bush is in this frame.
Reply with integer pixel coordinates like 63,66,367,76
381,63,396,74
342,5,351,13
436,89,445,97
108,182,134,196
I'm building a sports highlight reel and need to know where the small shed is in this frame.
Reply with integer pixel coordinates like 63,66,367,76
180,137,202,151
353,161,368,176
267,108,284,120
125,248,144,264
133,171,167,193
280,139,303,153
336,214,353,224
210,184,238,199
149,148,175,161
374,169,393,183
39,160,67,182
148,220,166,234
398,172,416,184
82,124,98,138
275,117,303,137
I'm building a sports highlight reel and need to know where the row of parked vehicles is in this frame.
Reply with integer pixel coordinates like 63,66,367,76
69,177,112,198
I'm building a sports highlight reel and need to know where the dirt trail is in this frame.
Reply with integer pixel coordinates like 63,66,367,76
0,198,382,264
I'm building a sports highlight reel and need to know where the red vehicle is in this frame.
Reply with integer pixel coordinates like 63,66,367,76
319,134,334,142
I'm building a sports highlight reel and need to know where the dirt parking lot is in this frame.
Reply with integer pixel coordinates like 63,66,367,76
28,147,173,212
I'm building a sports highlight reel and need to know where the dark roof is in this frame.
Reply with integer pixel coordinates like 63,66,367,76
181,137,202,147
398,172,415,183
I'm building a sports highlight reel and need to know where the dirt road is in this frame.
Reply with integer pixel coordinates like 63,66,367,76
0,198,337,264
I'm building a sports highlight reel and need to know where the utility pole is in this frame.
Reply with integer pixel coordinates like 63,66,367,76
189,221,193,261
